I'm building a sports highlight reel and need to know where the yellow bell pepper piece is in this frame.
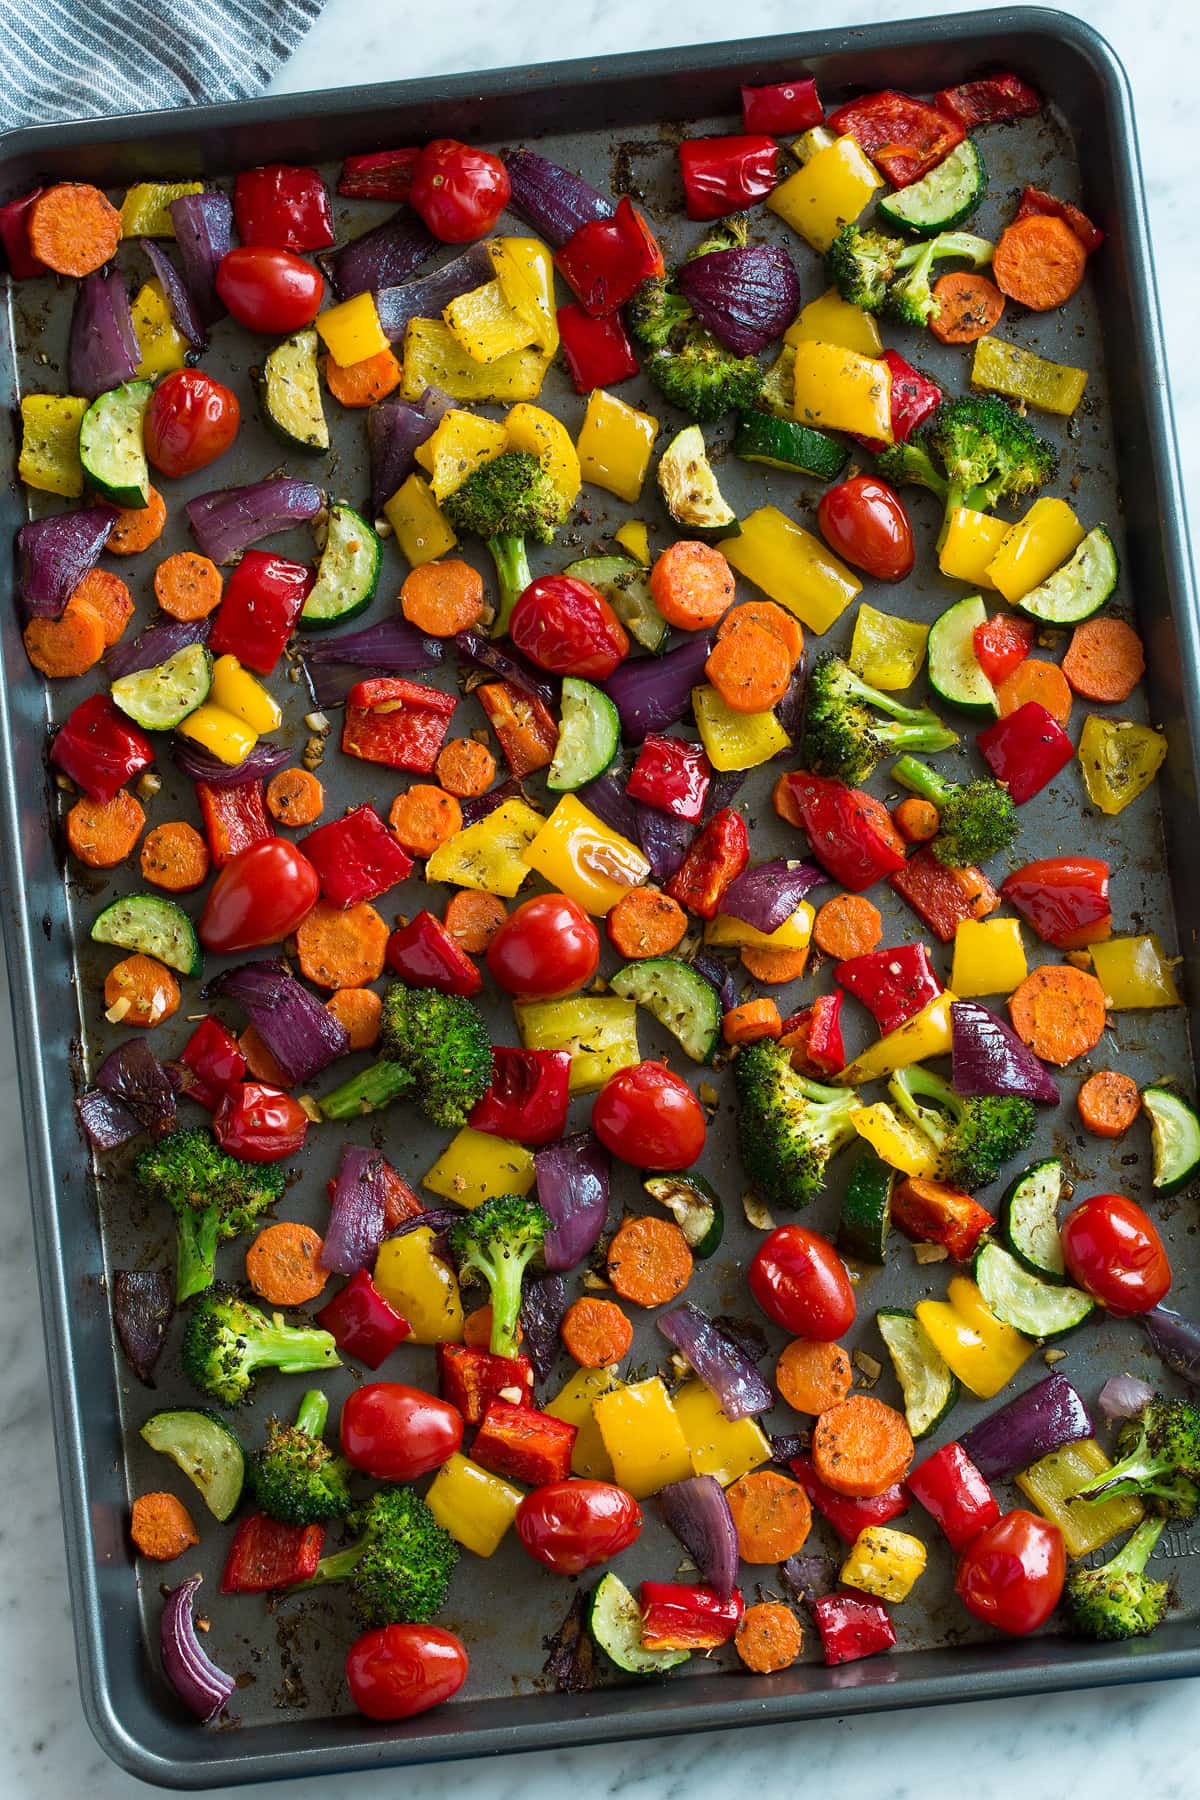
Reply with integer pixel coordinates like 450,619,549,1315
972,335,1088,416
426,1452,521,1556
593,1377,693,1498
504,402,581,506
424,797,544,897
986,498,1086,602
917,1276,1033,1399
951,918,1027,998
705,902,814,953
18,395,88,498
836,992,956,1086
723,507,861,635
1089,934,1181,1010
423,1127,536,1209
938,508,1009,588
523,794,650,916
444,279,538,365
119,181,203,237
1015,1439,1144,1557
209,656,281,734
766,135,883,252
841,1526,927,1602
672,1380,771,1486
787,287,882,356
414,410,509,503
373,1227,464,1344
851,1103,940,1180
175,704,258,766
383,472,458,568
1078,715,1167,817
849,603,928,691
131,280,189,378
515,995,640,1094
489,237,559,355
614,520,651,565
546,1366,622,1479
576,389,658,502
316,291,389,368
692,684,791,771
792,340,892,442
401,318,548,403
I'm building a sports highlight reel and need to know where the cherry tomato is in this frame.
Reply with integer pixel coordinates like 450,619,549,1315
973,612,1035,687
955,1510,1065,1635
485,893,600,1000
340,1382,463,1481
592,1062,706,1170
410,139,511,242
816,476,914,582
1060,1192,1172,1316
346,1623,468,1721
515,1479,642,1574
215,245,324,333
143,370,240,479
749,1224,856,1339
197,838,319,954
509,575,630,680
212,1081,308,1162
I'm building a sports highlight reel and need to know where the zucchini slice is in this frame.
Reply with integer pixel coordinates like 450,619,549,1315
838,1145,894,1264
79,379,152,508
658,424,739,540
91,894,202,975
876,1308,958,1440
878,139,987,236
1014,526,1118,624
927,594,999,717
974,1240,1094,1339
140,1409,244,1520
643,1171,724,1257
588,1572,689,1674
563,556,668,653
733,411,848,481
547,677,621,791
110,642,212,731
1142,1086,1200,1195
300,502,381,629
1001,1158,1066,1281
609,957,721,1063
261,327,329,452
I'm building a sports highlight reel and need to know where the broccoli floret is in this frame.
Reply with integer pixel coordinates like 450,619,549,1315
734,1040,862,1210
135,1127,286,1303
888,1064,1036,1190
1064,1516,1170,1641
1075,1395,1200,1520
885,231,994,328
628,219,764,422
381,983,493,1130
827,225,907,312
248,1389,352,1525
927,393,1058,517
181,1289,340,1407
801,652,959,787
441,451,571,635
627,279,694,351
875,438,949,505
448,1193,549,1358
299,1486,459,1626
891,754,1018,866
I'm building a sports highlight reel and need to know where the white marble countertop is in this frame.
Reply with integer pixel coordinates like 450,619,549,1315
3,1,1198,1794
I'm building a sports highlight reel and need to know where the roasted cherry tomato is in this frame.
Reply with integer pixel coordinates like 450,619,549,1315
346,1623,468,1721
592,1062,707,1170
816,476,915,582
410,139,511,242
485,893,600,1000
198,837,319,953
515,1479,642,1574
509,575,630,680
340,1382,464,1481
215,245,324,333
955,1510,1065,1635
143,369,240,479
1060,1192,1172,1316
973,612,1035,687
749,1224,856,1339
212,1081,308,1162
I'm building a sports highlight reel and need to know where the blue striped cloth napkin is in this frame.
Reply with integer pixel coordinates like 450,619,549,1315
0,0,322,130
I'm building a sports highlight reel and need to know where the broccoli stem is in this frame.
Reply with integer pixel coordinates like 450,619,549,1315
295,1389,329,1441
301,1537,368,1588
888,1066,955,1150
892,756,957,807
488,534,533,638
244,1321,341,1380
490,1260,526,1359
1095,1514,1165,1575
320,1058,413,1120
175,1205,221,1304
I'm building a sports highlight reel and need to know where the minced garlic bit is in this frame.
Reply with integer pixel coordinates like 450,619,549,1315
304,711,331,735
852,1349,882,1385
581,1269,611,1291
297,1095,323,1123
1044,1346,1067,1365
136,770,162,799
742,1191,775,1231
913,1242,949,1265
104,996,132,1024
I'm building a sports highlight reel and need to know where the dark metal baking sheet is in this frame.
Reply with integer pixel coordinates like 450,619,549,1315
2,8,1198,1787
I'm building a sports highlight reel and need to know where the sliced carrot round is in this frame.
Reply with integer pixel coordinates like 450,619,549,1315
723,998,783,1045
726,1469,813,1561
266,767,325,827
154,551,223,620
893,796,940,844
996,657,1072,725
443,890,508,955
739,944,811,984
561,1297,633,1366
140,820,210,892
1062,617,1145,704
716,599,804,668
813,894,883,961
29,183,121,276
435,736,497,799
104,954,180,1028
606,1215,693,1307
735,1602,803,1673
775,1337,853,1415
607,886,688,960
326,986,383,1051
649,540,735,630
388,784,462,858
704,619,792,713
66,791,146,868
1077,1069,1140,1138
812,1394,914,1497
992,213,1087,311
23,603,105,678
295,899,389,989
107,486,167,555
245,1221,328,1306
400,559,485,637
1009,962,1107,1066
928,272,1005,344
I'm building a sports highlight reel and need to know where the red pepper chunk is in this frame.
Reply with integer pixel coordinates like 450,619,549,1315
774,769,906,893
472,1399,576,1487
468,1047,572,1146
233,164,334,252
0,188,48,278
301,804,413,908
852,350,942,453
627,734,712,821
836,943,943,1035
337,147,421,201
196,779,271,867
556,305,639,393
977,702,1074,805
935,74,1042,128
437,1343,533,1426
220,1514,325,1593
342,677,457,773
740,76,824,135
825,90,965,188
678,136,780,221
179,1015,247,1111
475,680,557,778
316,1269,412,1368
209,550,315,675
1014,184,1104,255
1000,857,1111,950
555,196,664,317
789,1454,910,1543
811,1592,896,1666
667,807,748,919
891,1176,995,1264
780,992,845,1076
907,1441,1000,1552
386,911,483,997
639,1582,744,1650
50,694,154,804
890,849,999,943
973,613,1035,687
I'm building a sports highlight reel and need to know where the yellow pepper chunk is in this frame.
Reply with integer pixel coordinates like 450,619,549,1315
1089,934,1182,1010
18,394,88,498
383,472,458,568
426,1453,522,1557
424,797,543,898
423,1127,536,1209
693,684,791,771
515,995,640,1095
787,286,882,356
175,703,258,765
504,402,581,506
576,389,658,502
1078,715,1167,817
593,1378,693,1498
523,794,650,916
489,237,559,355
723,507,861,634
766,135,883,251
951,918,1028,998
836,992,957,1086
917,1276,1033,1399
851,1103,940,1179
546,1366,622,1479
414,409,509,502
1016,1439,1144,1557
209,656,282,734
119,181,203,237
849,603,929,691
444,279,538,365
672,1380,771,1486
841,1526,927,1602
614,520,651,565
939,508,1010,588
705,902,815,952
131,280,189,378
373,1227,464,1344
401,318,548,403
792,340,892,441
316,291,390,368
972,335,1088,416
986,498,1086,602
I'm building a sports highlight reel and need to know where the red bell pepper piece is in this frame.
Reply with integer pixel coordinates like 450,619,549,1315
196,779,271,867
209,550,315,675
790,1454,910,1543
740,76,824,135
476,680,558,778
1014,184,1103,255
0,189,47,278
935,74,1042,128
220,1514,325,1593
852,350,942,453
556,304,639,393
233,164,334,252
780,992,845,1076
50,694,154,804
678,136,780,221
342,677,457,774
977,702,1074,805
178,1014,247,1111
471,1399,577,1487
836,943,943,1035
316,1268,412,1368
468,1047,572,1146
667,808,748,919
891,1175,995,1264
386,910,483,996
301,803,413,907
337,147,421,201
907,1440,1000,1551
890,849,999,943
774,769,906,893
555,196,664,317
1000,857,1112,949
639,1582,744,1650
973,613,1035,687
437,1342,533,1425
627,734,712,821
824,90,965,188
811,1592,896,1666
378,1164,423,1231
